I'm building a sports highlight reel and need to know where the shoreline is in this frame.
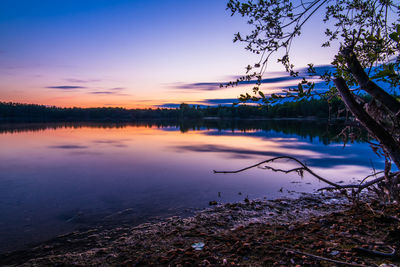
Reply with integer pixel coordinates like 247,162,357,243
1,191,399,266
0,192,361,266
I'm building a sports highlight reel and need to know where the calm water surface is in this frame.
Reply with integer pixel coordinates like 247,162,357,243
0,121,383,252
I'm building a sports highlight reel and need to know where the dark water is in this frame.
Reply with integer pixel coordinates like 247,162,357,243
0,120,383,252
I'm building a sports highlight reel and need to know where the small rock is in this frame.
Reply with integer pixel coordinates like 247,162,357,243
191,242,205,251
330,250,340,256
209,201,217,206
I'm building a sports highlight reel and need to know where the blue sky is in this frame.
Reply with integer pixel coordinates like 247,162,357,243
0,0,338,108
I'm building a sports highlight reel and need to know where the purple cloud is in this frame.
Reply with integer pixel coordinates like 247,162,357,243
171,76,299,91
171,65,335,92
46,86,87,90
90,91,115,95
65,78,101,83
89,91,130,96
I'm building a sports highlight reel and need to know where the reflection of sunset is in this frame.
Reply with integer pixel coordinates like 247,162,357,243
1,124,381,175
0,122,383,253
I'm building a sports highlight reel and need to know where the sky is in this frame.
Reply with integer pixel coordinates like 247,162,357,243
0,0,337,108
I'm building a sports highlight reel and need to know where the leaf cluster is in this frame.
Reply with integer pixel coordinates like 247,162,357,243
227,0,400,103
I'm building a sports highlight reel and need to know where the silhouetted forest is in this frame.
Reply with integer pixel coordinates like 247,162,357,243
0,98,347,122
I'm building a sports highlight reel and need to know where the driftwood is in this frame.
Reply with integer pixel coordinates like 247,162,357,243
353,246,397,259
282,247,373,267
214,156,342,189
214,156,399,195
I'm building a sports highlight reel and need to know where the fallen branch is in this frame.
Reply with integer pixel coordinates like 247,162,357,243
214,156,343,189
353,246,397,258
282,247,372,267
214,156,400,198
319,171,400,193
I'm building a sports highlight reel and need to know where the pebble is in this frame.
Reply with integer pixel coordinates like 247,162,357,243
330,250,340,256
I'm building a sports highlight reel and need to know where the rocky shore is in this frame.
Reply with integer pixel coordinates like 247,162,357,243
1,192,399,266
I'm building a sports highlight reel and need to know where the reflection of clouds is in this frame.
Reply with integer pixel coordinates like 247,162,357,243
48,145,88,149
92,139,130,148
267,137,300,142
198,128,382,168
68,151,103,156
46,86,86,90
172,139,383,169
328,143,352,147
48,139,131,151
313,164,377,183
327,155,347,159
173,144,325,161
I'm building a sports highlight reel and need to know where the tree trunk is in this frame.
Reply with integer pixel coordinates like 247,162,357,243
334,77,400,169
341,48,400,115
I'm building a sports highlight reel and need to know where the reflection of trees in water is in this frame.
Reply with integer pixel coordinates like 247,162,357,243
0,123,129,134
0,120,368,144
177,119,369,145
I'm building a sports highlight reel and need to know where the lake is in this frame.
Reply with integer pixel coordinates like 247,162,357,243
0,120,383,252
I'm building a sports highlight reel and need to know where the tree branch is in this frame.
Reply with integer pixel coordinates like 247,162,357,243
282,247,372,267
318,171,400,192
214,156,343,189
341,48,400,115
353,246,397,258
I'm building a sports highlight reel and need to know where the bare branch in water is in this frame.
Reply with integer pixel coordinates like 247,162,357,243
214,156,342,189
319,171,400,193
214,156,399,197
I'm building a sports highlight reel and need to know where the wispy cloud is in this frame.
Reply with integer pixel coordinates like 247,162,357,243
89,91,130,96
170,65,335,92
46,85,87,90
171,76,300,91
170,82,222,91
46,84,130,95
65,78,101,83
89,91,115,95
297,64,334,76
103,103,124,106
200,98,240,105
156,98,247,108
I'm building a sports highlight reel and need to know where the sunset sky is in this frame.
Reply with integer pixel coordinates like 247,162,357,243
0,0,337,108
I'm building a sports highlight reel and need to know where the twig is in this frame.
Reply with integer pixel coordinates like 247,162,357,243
353,246,397,258
359,171,384,187
282,247,373,267
319,171,400,192
214,156,343,189
365,203,400,222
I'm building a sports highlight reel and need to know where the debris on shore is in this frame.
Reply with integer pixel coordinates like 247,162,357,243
1,192,399,266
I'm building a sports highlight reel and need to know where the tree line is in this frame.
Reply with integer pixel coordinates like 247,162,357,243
0,97,348,122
